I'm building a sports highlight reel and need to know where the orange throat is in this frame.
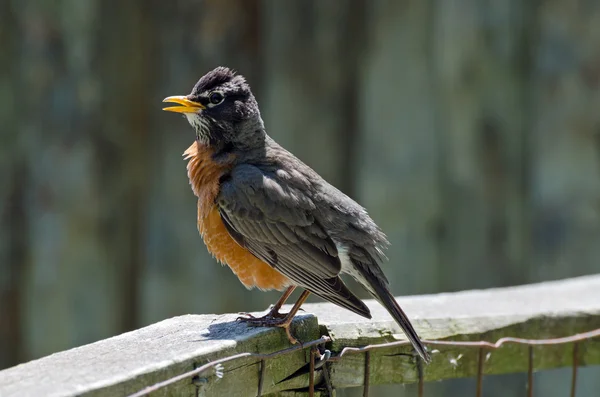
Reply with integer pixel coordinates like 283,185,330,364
184,141,291,291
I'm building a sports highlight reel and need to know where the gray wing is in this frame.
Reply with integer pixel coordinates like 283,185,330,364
217,164,370,318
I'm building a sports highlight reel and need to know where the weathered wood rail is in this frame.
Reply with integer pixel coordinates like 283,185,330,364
1,275,599,397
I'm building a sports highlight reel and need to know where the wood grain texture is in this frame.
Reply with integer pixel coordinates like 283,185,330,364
0,275,598,397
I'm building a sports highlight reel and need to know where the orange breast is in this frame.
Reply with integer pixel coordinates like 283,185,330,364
185,141,291,291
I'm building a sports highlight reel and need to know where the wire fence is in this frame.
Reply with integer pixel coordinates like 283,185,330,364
127,327,600,397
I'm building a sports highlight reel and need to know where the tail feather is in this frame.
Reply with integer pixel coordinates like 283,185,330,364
308,276,372,319
367,275,431,363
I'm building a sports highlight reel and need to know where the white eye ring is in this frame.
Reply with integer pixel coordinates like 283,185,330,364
207,91,225,107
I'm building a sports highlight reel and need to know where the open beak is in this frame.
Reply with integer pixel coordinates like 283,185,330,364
162,96,205,113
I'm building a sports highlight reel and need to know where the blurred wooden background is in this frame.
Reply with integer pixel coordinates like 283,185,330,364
1,0,599,395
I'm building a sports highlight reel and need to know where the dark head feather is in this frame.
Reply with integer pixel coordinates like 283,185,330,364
174,66,263,151
191,66,246,95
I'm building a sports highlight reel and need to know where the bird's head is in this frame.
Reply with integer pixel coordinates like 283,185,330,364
162,67,265,150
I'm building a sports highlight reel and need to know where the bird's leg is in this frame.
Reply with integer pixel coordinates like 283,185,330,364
273,290,311,344
237,286,296,320
238,290,311,344
266,285,297,317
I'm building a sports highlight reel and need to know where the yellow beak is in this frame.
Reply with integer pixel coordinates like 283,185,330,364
162,96,205,113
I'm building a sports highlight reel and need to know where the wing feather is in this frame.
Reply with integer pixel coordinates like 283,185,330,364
218,164,370,318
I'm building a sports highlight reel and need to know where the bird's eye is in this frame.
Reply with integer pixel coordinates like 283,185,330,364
209,92,224,105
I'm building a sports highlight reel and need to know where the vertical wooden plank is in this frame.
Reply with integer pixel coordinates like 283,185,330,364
92,0,158,333
358,0,440,295
12,0,123,361
260,0,376,310
530,1,600,396
355,2,439,394
529,0,600,279
431,1,533,394
261,0,357,189
0,0,25,369
432,0,531,292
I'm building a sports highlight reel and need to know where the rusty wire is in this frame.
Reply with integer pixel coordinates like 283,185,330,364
257,359,265,396
527,346,534,397
417,354,424,397
571,343,579,397
309,347,316,396
322,360,334,396
127,327,600,397
363,350,371,397
476,347,484,397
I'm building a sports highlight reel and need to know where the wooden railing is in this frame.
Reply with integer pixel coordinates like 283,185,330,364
1,275,599,397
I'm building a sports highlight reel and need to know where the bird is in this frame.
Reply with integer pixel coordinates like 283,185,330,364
162,66,430,363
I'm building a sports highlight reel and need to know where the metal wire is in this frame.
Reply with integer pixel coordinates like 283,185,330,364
257,359,265,397
476,347,484,397
127,328,600,397
571,343,579,397
309,347,316,397
527,346,534,397
417,355,424,397
363,351,371,397
322,361,334,396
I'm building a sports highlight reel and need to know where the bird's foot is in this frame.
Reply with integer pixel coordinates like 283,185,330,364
236,310,299,344
236,310,287,327
236,306,287,323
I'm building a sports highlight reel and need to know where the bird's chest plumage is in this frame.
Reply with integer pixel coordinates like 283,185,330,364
184,142,226,219
184,141,290,291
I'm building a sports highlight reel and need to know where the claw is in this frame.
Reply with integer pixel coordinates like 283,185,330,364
236,312,256,321
237,307,287,324
237,315,284,327
283,325,298,345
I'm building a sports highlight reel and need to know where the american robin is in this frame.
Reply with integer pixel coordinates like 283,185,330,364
163,67,430,363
